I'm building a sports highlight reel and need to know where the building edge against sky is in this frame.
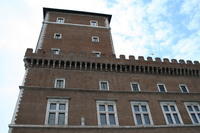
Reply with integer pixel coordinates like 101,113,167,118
9,7,200,133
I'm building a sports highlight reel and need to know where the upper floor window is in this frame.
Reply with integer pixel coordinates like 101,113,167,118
185,102,200,124
130,82,140,92
56,17,65,23
96,101,118,126
179,84,189,93
92,36,100,43
54,33,62,39
90,20,98,26
55,78,65,88
99,81,109,91
51,48,60,55
92,51,101,57
160,102,183,125
45,99,69,125
157,83,167,92
131,101,153,126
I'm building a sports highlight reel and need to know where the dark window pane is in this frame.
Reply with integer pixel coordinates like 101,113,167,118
141,105,147,112
109,114,116,125
187,106,193,111
198,113,200,119
48,113,55,125
191,113,199,123
101,82,108,90
158,85,165,92
136,114,142,125
173,114,180,124
194,106,199,111
99,105,105,111
166,113,173,124
134,105,140,112
56,80,64,88
132,84,139,91
58,113,65,125
108,105,114,112
170,106,176,111
163,105,169,111
181,85,188,93
100,113,107,125
144,114,150,125
59,104,66,110
50,103,56,110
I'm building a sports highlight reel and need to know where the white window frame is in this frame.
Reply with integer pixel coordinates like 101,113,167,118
45,98,69,125
92,51,101,57
54,78,65,88
157,83,167,92
92,36,100,43
51,48,60,55
184,102,200,124
54,33,62,39
130,82,141,92
130,101,153,126
179,84,189,93
160,102,183,125
56,17,65,23
96,101,119,126
99,80,109,91
90,20,98,26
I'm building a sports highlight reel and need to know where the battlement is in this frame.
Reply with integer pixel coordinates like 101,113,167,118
24,48,200,77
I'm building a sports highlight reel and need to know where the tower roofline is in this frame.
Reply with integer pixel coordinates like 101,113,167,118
43,7,112,23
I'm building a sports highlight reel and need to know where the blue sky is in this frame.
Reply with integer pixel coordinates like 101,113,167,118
0,0,200,132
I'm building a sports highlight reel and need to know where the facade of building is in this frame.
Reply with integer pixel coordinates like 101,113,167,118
9,7,200,133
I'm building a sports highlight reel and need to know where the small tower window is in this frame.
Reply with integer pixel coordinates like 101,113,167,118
51,48,60,55
92,36,100,43
55,78,65,88
157,83,167,92
99,81,109,91
90,20,98,26
179,84,189,93
130,82,140,92
54,33,62,39
92,51,101,57
56,17,65,23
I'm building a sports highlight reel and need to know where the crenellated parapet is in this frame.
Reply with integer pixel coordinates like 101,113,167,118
24,48,200,77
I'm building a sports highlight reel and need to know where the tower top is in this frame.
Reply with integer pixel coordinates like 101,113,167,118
43,7,112,23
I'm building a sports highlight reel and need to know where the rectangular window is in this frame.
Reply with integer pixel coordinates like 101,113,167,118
157,83,167,92
179,84,189,93
90,20,98,26
55,78,65,88
96,101,118,126
185,102,200,124
56,17,65,23
160,102,183,125
130,82,140,92
92,36,100,43
54,33,62,39
131,101,153,126
51,48,60,55
99,81,109,91
45,99,68,125
92,51,101,57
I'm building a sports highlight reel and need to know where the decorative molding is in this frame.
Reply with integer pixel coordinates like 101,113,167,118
9,124,200,129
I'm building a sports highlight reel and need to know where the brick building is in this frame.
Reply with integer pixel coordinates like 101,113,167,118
9,7,200,133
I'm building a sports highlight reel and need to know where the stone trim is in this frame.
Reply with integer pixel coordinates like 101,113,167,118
9,124,200,129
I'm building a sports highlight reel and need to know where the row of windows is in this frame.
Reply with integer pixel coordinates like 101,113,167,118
55,78,190,93
56,17,99,27
45,99,200,126
54,33,100,43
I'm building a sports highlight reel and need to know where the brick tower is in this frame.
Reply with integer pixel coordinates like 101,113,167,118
9,8,200,133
